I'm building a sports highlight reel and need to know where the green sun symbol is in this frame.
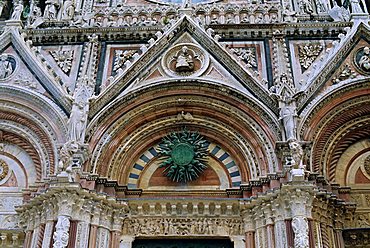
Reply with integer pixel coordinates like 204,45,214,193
158,129,209,183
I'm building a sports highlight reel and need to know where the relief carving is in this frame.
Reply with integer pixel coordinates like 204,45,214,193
298,44,323,71
124,218,243,236
50,48,74,75
354,46,370,75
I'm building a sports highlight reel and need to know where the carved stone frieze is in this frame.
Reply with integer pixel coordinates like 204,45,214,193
0,159,9,180
123,217,243,236
112,49,137,75
53,216,70,248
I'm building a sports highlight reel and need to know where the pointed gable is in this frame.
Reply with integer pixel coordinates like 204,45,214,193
0,27,71,113
89,15,277,118
297,22,370,111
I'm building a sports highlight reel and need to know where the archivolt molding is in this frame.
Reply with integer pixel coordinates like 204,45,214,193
0,121,51,179
319,117,370,181
0,85,68,141
0,86,68,177
0,143,38,187
89,92,279,184
107,117,260,184
88,80,280,138
0,133,39,184
299,88,370,180
298,79,370,139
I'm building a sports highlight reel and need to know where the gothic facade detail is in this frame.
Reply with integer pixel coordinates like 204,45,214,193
0,0,369,247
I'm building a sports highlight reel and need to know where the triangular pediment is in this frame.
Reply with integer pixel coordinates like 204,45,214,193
90,15,276,118
0,27,71,114
297,22,370,111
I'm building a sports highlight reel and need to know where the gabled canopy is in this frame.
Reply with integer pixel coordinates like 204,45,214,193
89,15,277,118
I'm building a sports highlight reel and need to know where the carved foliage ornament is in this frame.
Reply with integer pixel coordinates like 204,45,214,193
354,46,370,75
158,129,208,183
298,44,323,71
112,49,136,74
0,159,9,181
50,48,74,75
231,47,258,70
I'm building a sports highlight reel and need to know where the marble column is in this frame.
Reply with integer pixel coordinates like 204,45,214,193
42,221,55,248
75,221,90,248
88,224,98,248
53,215,70,248
274,219,288,248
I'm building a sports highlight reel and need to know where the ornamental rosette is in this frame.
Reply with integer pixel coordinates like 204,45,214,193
158,129,209,183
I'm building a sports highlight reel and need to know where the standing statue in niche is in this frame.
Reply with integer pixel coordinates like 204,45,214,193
299,0,314,14
10,2,23,20
175,46,194,72
60,0,75,20
67,102,87,144
44,0,59,20
0,54,13,79
279,99,297,141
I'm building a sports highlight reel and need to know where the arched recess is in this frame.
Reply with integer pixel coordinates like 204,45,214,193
299,79,370,183
88,80,280,187
0,85,68,180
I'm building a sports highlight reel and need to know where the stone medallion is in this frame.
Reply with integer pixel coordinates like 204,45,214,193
354,46,370,75
0,54,16,81
161,43,209,77
0,160,9,181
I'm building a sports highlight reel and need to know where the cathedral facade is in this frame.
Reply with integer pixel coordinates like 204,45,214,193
0,0,369,247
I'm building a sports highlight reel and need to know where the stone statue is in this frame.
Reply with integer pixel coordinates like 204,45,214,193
67,101,87,144
350,0,368,13
10,2,23,20
0,1,7,18
358,47,370,71
289,140,305,169
299,0,314,14
0,54,13,79
60,0,75,20
28,5,43,28
175,46,194,72
44,0,59,20
279,101,297,141
328,2,350,21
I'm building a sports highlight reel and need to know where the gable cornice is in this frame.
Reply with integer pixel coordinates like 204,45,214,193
89,15,277,118
0,27,72,114
297,22,370,113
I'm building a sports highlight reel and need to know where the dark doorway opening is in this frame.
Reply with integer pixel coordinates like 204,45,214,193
132,238,234,248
